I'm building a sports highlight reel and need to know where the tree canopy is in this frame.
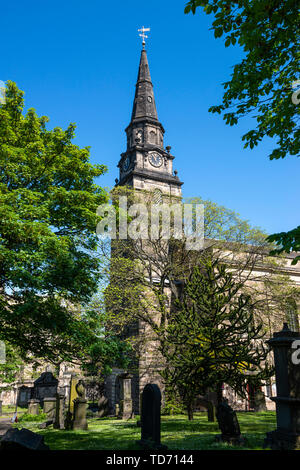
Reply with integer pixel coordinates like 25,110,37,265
0,81,109,362
184,0,300,262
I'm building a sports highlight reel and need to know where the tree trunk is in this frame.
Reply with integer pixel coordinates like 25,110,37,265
216,382,223,407
187,402,194,421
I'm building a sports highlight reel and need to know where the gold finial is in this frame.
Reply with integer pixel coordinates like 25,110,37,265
138,26,150,49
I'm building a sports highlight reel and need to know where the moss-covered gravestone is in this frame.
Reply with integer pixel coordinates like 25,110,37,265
28,399,40,415
72,380,88,431
43,397,56,421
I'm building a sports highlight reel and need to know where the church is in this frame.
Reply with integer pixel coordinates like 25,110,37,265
104,37,300,416
1,36,299,416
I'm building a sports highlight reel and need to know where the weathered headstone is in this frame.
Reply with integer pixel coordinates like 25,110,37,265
97,395,109,418
54,392,65,429
17,385,32,408
137,383,167,450
27,399,40,415
43,397,56,421
0,428,49,450
264,323,300,450
33,372,58,405
68,375,79,415
72,380,88,431
119,373,133,420
215,399,246,445
64,375,79,430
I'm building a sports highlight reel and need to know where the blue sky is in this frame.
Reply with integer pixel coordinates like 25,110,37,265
2,0,298,236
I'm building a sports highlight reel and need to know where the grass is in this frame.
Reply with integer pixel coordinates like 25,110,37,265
12,411,276,450
0,405,27,420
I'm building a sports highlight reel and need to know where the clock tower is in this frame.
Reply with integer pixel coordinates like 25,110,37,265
116,45,183,198
106,41,184,415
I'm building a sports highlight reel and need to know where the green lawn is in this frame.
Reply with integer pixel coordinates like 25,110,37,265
13,411,276,450
1,405,27,417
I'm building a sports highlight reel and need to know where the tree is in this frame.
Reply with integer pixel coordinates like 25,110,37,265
0,81,109,362
80,296,131,377
268,227,300,265
102,188,295,415
184,0,300,261
0,342,24,389
161,255,273,419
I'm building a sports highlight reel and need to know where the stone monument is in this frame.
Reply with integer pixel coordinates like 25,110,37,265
72,380,88,431
137,383,167,450
0,428,49,450
28,399,40,415
43,397,56,421
215,399,246,445
54,392,65,429
119,373,133,420
32,372,58,405
264,323,300,450
17,385,32,408
97,396,109,418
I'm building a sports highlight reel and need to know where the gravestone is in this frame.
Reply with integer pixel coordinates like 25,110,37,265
119,373,133,420
115,403,120,417
137,383,167,450
33,372,58,405
28,399,40,415
72,380,88,431
97,396,109,418
68,375,79,415
215,399,246,445
43,397,56,421
17,386,32,408
65,375,79,430
264,323,300,450
54,392,65,429
0,428,49,450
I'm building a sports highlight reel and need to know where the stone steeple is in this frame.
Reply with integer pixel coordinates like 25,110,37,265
131,48,158,123
117,46,183,196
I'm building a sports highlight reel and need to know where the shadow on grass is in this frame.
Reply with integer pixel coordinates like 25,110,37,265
14,411,276,451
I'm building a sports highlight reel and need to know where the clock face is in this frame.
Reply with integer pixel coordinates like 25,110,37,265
149,152,163,168
123,156,130,172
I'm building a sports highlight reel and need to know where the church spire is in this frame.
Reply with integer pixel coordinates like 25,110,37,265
117,32,183,191
130,47,158,123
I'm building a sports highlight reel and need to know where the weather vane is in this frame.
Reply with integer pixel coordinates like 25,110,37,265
138,26,150,48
